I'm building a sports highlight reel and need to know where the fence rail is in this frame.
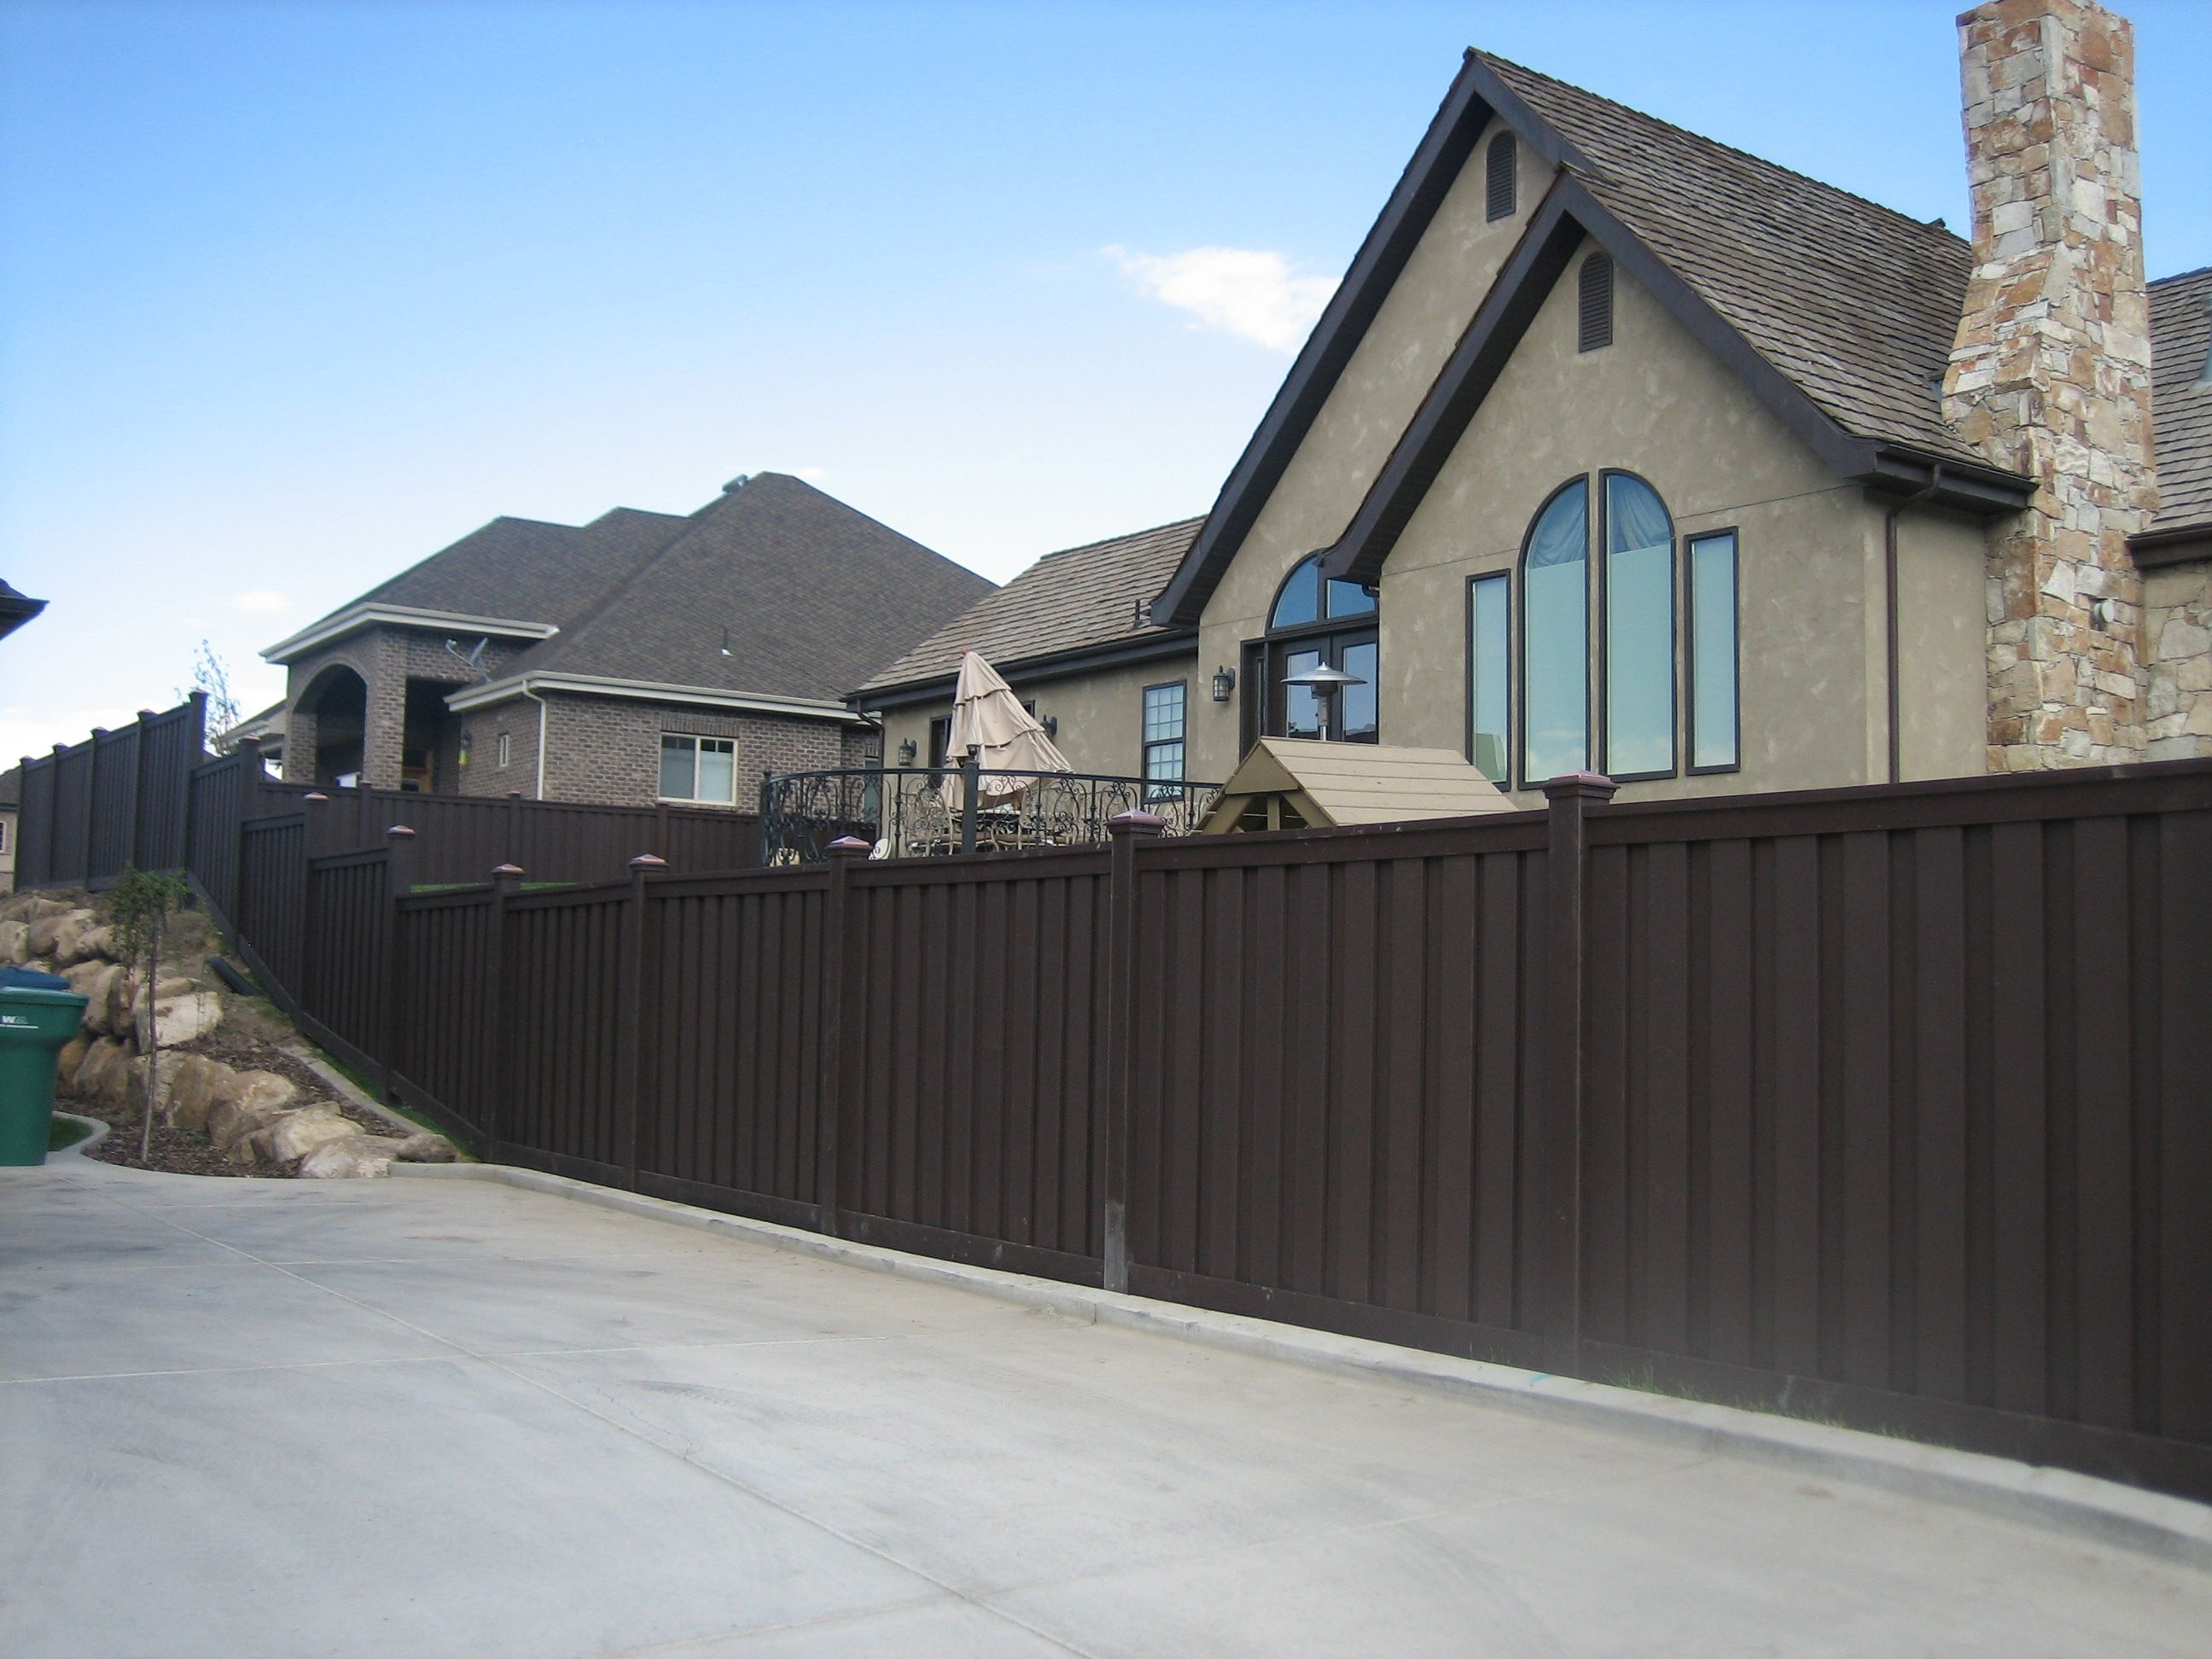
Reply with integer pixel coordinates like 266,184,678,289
16,696,2212,1501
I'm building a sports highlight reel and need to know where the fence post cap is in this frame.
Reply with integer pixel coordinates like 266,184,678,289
826,835,872,857
492,862,525,878
1540,771,1620,802
628,853,668,870
385,824,418,840
1107,809,1167,836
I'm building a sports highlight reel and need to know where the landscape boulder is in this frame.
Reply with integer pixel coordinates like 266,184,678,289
61,962,123,1032
163,1054,230,1133
137,989,223,1049
296,1134,399,1179
54,1033,90,1092
392,1133,457,1163
27,910,91,960
0,919,27,964
259,1109,360,1167
68,1036,131,1103
207,1071,299,1161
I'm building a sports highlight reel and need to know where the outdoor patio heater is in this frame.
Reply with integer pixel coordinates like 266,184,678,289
1281,659,1365,742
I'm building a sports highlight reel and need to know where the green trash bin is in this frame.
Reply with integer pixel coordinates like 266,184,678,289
0,980,90,1167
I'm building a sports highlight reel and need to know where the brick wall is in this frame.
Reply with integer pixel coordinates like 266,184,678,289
282,627,527,788
540,694,857,807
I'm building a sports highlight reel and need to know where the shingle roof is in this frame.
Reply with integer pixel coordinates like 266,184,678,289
347,506,689,631
1476,54,1988,469
2151,268,2212,536
857,517,1202,694
521,473,996,701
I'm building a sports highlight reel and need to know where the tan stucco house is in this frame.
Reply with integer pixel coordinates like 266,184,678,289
852,0,2210,808
263,472,992,808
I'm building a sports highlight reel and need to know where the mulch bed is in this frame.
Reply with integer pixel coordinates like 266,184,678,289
65,1027,406,1179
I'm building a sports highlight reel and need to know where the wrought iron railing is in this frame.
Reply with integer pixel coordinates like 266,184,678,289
759,761,1220,864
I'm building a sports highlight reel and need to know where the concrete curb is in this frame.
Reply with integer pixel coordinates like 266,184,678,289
44,1111,110,1161
393,1159,2212,1572
280,1046,427,1139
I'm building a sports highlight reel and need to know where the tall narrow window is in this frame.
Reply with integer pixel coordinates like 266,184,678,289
1521,479,1589,782
1688,531,1740,771
1485,131,1516,221
1603,473,1675,777
1578,251,1614,352
1468,573,1511,784
1142,681,1186,798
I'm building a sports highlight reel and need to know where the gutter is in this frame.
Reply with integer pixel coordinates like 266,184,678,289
445,672,870,725
261,603,558,664
519,683,550,800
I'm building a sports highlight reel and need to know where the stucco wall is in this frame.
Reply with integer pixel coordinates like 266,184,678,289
1184,116,1548,779
1896,508,1995,782
876,650,1204,785
1191,222,1988,798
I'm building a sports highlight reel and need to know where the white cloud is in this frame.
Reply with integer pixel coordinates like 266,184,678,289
229,589,293,614
1104,245,1337,353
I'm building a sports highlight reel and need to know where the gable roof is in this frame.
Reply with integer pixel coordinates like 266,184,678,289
2146,267,2212,544
1198,737,1514,831
855,517,1201,701
1155,49,2035,624
501,472,995,704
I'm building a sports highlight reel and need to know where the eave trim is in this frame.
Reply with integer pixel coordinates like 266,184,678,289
446,672,870,725
262,603,560,663
852,629,1201,713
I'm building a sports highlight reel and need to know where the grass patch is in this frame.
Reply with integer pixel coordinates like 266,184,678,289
48,1114,93,1151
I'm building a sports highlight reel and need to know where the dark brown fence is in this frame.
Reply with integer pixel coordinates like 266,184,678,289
15,696,208,890
19,707,2212,1501
17,696,757,908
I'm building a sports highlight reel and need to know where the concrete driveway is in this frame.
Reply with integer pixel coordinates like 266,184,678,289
4,1156,2207,1658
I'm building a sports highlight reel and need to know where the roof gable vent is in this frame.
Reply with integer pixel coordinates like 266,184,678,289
1485,131,1516,222
1577,251,1614,352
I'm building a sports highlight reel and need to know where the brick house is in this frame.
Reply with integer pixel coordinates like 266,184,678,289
264,472,992,808
857,0,2210,805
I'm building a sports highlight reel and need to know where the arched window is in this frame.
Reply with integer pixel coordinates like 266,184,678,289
1248,554,1379,745
1520,480,1589,781
1603,472,1675,777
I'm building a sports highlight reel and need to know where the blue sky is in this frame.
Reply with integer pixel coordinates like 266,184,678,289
3,0,2207,757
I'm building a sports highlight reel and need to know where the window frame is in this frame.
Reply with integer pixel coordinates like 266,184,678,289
658,731,738,806
1249,555,1382,749
1139,678,1188,800
1516,474,1592,788
1597,468,1679,784
1465,570,1513,787
496,731,511,771
1685,525,1743,777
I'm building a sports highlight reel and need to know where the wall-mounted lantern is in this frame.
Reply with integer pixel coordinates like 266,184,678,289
1042,714,1059,738
896,738,918,765
1211,666,1237,702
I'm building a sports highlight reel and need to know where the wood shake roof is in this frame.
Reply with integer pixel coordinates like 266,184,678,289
857,517,1202,696
2149,268,2212,538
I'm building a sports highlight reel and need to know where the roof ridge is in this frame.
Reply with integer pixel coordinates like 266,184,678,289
1472,49,1968,251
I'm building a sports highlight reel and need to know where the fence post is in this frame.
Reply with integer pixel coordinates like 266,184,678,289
1103,809,1163,1293
619,853,667,1191
124,711,154,871
960,746,981,854
486,863,524,1156
382,824,416,1103
818,836,871,1237
1538,771,1616,1377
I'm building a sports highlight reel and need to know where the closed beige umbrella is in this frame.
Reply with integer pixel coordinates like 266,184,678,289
941,649,1073,806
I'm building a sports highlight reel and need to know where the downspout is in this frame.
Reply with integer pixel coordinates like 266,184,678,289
1883,466,1944,784
518,680,550,800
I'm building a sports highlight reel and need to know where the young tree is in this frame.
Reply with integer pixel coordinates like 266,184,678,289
105,866,192,1161
182,639,244,753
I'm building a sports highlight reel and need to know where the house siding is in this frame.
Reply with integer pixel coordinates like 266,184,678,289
876,653,1202,786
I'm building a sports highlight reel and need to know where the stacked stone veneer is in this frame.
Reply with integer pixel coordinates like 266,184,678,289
2145,565,2212,759
1941,0,2158,770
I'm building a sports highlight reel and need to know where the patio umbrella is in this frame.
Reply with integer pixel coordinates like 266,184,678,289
941,649,1072,806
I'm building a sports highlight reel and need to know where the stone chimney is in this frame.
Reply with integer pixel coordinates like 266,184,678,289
1942,0,2157,769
